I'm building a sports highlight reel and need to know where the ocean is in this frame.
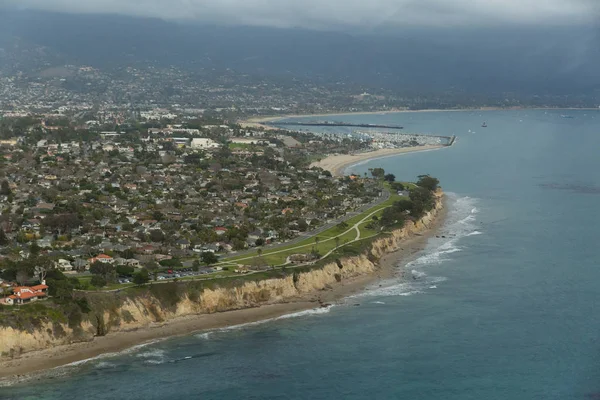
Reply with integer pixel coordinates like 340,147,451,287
4,109,600,400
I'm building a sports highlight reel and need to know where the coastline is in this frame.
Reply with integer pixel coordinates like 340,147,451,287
241,106,599,127
311,145,446,176
242,108,483,127
0,198,448,384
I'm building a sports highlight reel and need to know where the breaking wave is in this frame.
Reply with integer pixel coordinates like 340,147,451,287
136,349,167,365
194,306,334,340
352,193,482,298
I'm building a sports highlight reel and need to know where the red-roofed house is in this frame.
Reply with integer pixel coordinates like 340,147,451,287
88,254,114,264
4,285,48,305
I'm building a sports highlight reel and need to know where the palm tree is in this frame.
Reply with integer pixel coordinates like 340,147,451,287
254,248,264,269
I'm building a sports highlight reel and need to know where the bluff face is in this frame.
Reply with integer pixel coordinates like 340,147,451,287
0,195,442,360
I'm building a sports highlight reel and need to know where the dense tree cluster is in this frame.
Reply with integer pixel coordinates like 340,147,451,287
379,175,439,228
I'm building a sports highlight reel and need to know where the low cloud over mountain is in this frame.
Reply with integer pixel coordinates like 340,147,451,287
3,0,599,30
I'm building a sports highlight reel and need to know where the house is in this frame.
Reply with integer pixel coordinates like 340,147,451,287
4,284,48,305
126,259,141,267
37,236,54,249
176,239,190,250
138,245,156,255
55,259,73,271
214,227,227,236
114,257,127,266
88,254,114,264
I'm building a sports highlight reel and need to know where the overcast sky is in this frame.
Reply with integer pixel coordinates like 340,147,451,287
3,0,599,30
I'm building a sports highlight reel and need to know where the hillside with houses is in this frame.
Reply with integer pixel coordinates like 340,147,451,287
0,114,381,296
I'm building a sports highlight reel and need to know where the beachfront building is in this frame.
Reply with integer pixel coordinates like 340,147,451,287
3,285,49,305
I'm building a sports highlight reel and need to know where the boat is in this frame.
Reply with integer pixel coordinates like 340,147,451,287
481,122,488,128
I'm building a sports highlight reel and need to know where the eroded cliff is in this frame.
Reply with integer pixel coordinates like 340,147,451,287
0,195,442,359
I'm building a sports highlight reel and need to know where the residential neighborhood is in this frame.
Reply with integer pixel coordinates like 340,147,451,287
0,113,383,295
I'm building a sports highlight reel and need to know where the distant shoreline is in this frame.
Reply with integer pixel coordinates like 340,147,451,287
241,106,599,127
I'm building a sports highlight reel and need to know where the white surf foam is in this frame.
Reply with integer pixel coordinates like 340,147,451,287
94,361,117,369
59,338,167,369
135,349,166,359
351,193,482,299
195,306,334,339
195,332,213,340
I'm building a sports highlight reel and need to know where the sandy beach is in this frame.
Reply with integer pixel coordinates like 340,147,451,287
0,198,447,384
311,145,446,176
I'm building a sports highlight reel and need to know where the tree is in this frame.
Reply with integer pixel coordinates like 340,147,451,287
16,268,31,285
29,242,41,256
417,175,439,192
52,279,75,300
33,256,55,282
149,229,165,242
0,180,11,196
133,269,150,285
192,260,200,272
116,265,135,277
90,275,107,288
90,261,115,282
145,261,159,281
0,229,8,246
254,248,265,269
120,248,135,259
409,186,435,218
201,252,219,267
390,182,405,192
255,238,265,247
394,199,414,213
384,173,396,182
371,168,385,179
297,219,309,232
335,236,340,250
380,207,407,228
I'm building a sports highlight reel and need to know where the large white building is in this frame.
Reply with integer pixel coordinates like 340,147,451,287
191,138,221,149
230,138,269,145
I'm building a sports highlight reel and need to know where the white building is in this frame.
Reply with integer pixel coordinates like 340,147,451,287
55,259,74,271
191,138,221,149
230,138,269,145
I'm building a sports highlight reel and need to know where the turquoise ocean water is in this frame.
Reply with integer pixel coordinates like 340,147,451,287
4,110,600,399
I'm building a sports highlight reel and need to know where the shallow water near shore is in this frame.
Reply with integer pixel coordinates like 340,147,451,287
4,109,600,399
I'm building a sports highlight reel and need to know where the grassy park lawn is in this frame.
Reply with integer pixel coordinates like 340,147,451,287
222,187,407,267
